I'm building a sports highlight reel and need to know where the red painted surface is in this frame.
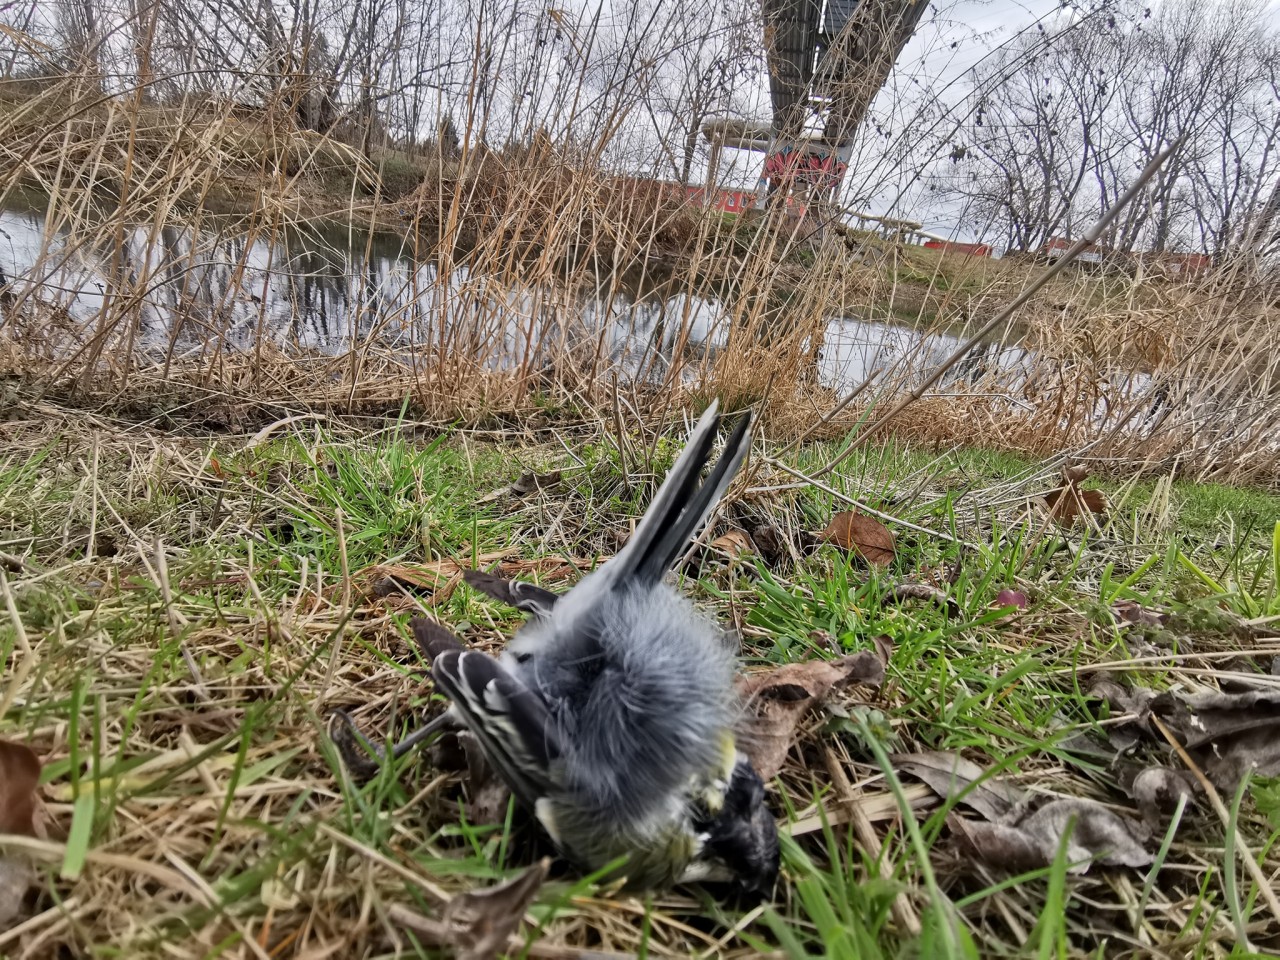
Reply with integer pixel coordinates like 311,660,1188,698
1044,237,1214,276
760,144,849,191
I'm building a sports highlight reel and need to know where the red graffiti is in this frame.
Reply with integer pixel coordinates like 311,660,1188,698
762,146,848,190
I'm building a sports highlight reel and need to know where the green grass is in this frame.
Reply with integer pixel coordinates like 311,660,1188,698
2,412,1279,957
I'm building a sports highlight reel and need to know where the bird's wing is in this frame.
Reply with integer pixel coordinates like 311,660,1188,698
430,647,560,807
600,400,754,589
462,568,559,618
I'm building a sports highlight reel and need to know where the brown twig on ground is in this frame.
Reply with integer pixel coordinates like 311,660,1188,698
822,744,923,937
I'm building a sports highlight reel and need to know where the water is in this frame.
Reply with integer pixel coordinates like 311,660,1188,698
0,203,1130,405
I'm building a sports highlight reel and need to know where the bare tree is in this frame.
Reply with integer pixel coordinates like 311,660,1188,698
943,0,1280,260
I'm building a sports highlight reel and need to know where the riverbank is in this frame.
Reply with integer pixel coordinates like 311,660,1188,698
4,86,1279,493
2,405,1278,956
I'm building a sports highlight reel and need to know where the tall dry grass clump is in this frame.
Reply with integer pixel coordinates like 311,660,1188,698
1,51,1279,486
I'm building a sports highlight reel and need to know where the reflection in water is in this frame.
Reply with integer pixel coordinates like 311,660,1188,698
0,206,737,378
0,204,1154,419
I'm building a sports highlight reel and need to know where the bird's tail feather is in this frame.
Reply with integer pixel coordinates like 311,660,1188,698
606,400,754,587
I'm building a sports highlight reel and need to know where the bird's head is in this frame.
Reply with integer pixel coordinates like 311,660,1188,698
693,755,780,901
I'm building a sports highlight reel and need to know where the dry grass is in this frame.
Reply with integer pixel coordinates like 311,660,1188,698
4,77,1278,489
4,18,1280,960
2,403,1279,957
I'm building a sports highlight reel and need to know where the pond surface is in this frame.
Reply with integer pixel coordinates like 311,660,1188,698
0,203,1105,400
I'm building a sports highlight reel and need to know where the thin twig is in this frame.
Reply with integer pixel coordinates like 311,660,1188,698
0,569,35,718
152,538,210,702
762,455,975,548
822,744,922,937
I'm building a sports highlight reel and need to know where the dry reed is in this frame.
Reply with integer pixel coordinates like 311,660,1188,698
1,71,1279,490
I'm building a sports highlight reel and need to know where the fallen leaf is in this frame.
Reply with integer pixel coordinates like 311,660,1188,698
0,857,34,929
349,554,583,603
1111,599,1169,628
870,633,894,666
0,740,41,835
328,711,388,782
478,469,563,505
1061,463,1091,484
385,860,551,960
951,797,1152,874
1126,766,1198,824
1087,678,1156,721
1151,688,1280,791
446,859,551,960
819,511,896,565
1043,464,1107,527
807,629,839,653
0,740,41,927
892,751,1024,822
1044,485,1108,526
746,521,790,567
736,654,884,779
710,529,755,558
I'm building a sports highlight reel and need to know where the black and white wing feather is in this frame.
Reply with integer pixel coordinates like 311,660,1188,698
427,637,561,808
409,617,467,661
462,568,559,619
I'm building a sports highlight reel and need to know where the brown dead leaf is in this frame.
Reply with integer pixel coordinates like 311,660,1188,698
1043,469,1109,527
746,521,790,568
0,740,41,835
870,634,894,666
710,529,755,559
478,469,563,505
807,629,839,653
1151,688,1280,791
819,511,896,565
950,797,1152,875
0,740,41,927
892,751,1025,822
886,582,960,617
736,653,884,779
1087,678,1156,721
1044,484,1108,526
1127,766,1199,825
348,553,585,603
1061,463,1091,485
446,859,550,960
385,859,551,960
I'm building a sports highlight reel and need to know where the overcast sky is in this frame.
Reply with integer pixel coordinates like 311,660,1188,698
694,0,1066,236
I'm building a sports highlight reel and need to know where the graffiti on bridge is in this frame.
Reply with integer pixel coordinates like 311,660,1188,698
761,144,849,191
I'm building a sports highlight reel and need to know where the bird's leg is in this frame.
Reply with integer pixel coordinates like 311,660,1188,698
329,709,455,780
